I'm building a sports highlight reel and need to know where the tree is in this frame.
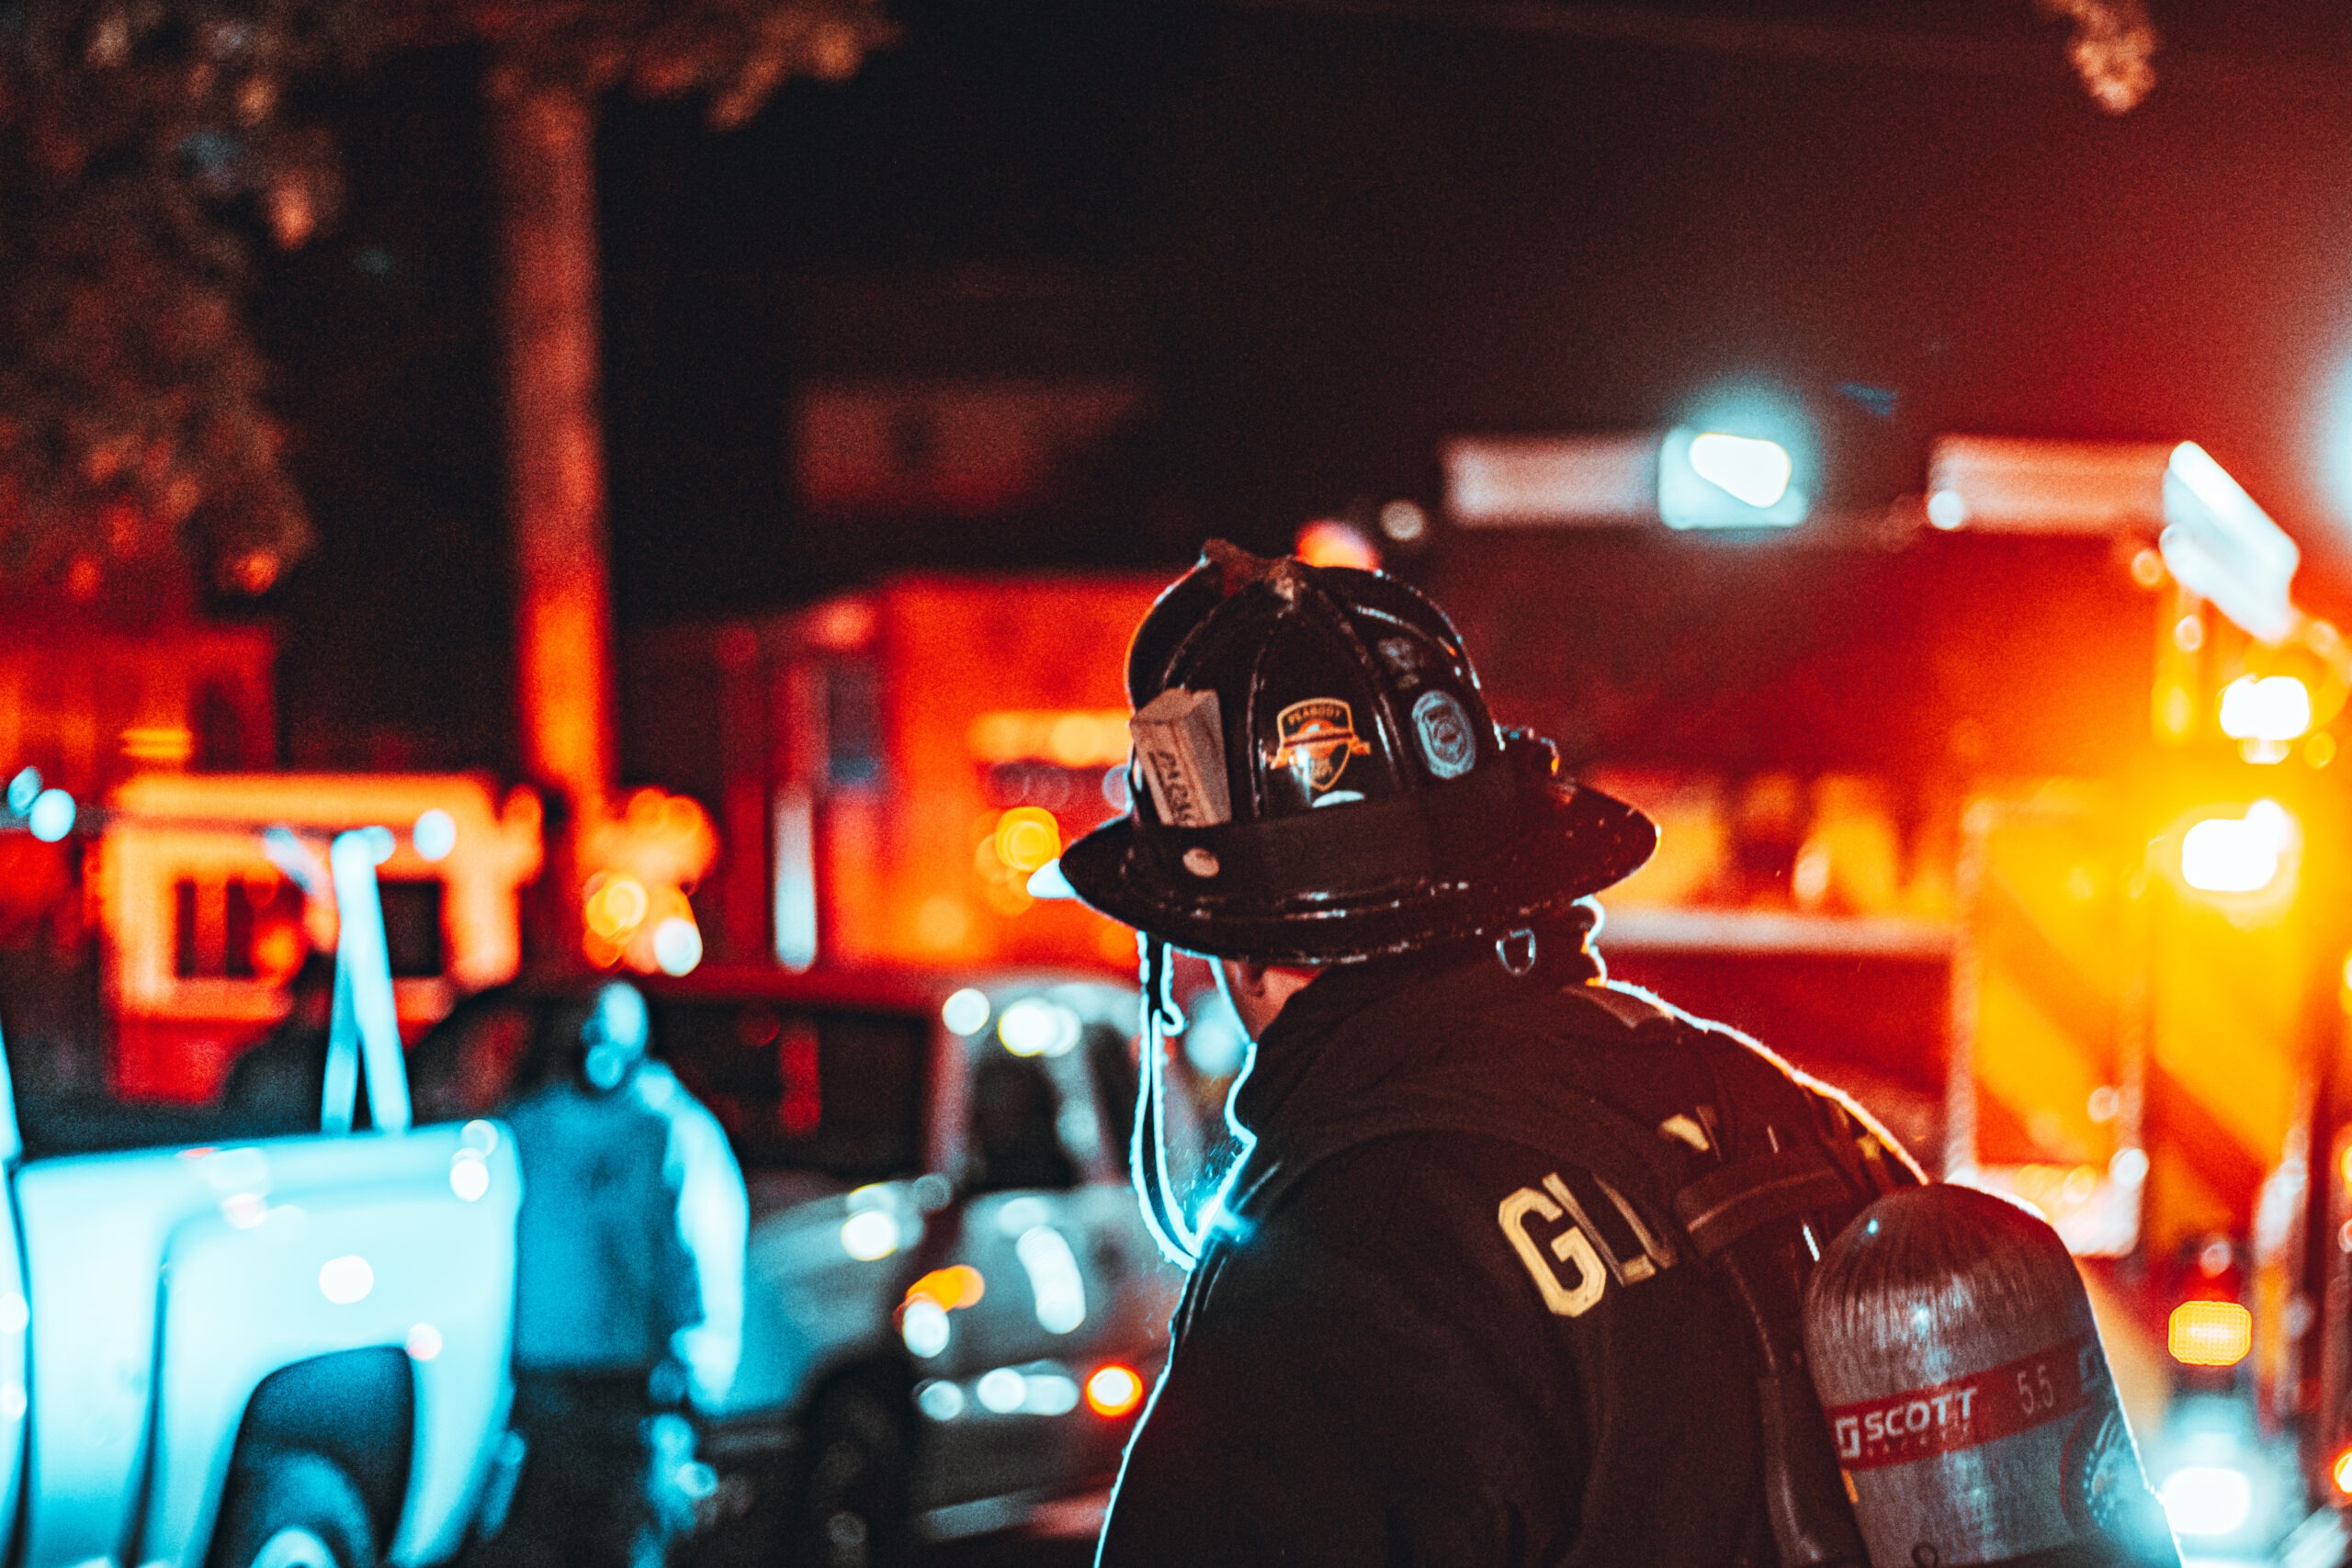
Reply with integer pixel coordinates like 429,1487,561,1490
0,0,369,597
457,0,888,809
0,0,887,606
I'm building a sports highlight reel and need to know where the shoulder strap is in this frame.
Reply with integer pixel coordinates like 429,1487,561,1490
1653,1013,1918,1258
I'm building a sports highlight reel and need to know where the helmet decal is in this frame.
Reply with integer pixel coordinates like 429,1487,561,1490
1412,689,1477,780
1270,698,1373,795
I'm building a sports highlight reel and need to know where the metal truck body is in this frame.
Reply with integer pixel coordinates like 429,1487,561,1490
0,822,525,1568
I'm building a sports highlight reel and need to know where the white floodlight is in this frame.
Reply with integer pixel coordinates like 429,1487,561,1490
1687,434,1792,508
1659,427,1807,528
2162,443,2301,643
2217,676,2312,742
2180,801,2296,897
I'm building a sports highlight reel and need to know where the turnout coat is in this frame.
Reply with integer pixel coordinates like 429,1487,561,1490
1096,945,1916,1567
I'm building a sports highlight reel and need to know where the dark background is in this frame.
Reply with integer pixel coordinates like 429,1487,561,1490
243,0,2352,773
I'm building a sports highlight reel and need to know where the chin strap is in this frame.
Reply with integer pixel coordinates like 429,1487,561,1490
1133,931,1202,1269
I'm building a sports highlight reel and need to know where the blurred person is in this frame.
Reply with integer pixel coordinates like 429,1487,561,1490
218,949,336,1131
1060,544,1925,1566
499,981,703,1568
617,982,750,1415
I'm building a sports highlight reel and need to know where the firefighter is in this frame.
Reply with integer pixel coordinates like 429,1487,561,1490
1059,542,1921,1566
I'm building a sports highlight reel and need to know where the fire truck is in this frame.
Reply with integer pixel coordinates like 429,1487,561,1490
1429,431,2352,1557
0,761,730,1105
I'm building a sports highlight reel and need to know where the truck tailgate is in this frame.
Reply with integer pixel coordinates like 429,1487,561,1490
14,1121,520,1568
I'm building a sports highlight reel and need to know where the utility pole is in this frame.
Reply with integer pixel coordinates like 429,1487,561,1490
489,66,617,970
475,5,888,975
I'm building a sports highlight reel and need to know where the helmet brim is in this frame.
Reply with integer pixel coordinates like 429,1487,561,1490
1060,777,1657,966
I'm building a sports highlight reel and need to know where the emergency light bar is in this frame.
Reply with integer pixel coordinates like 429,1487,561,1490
1442,434,1658,526
1443,430,1810,530
1924,437,2172,534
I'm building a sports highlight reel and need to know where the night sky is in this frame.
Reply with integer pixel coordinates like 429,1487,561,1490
246,0,2352,773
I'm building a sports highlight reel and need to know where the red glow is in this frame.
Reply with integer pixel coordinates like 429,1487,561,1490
778,1021,821,1136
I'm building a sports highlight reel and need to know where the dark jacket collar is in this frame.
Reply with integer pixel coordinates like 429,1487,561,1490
1220,942,1611,1224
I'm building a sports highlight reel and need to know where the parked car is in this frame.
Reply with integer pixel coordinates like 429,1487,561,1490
0,830,525,1568
639,965,1198,1564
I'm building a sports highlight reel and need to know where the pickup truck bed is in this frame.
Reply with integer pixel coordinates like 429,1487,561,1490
8,1119,522,1568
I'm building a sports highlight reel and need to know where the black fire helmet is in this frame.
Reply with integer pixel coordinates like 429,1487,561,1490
1060,541,1657,965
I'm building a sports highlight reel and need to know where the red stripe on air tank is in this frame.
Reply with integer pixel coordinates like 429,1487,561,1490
1823,1336,2094,1472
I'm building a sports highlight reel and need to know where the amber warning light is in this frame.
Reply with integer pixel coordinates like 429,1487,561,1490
1085,1363,1146,1417
2167,1301,2253,1368
2332,1446,2352,1498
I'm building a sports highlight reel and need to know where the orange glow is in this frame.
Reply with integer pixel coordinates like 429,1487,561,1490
119,726,194,764
574,787,718,973
583,874,650,941
966,709,1130,767
229,550,281,594
2167,1300,2253,1367
904,1265,986,1313
805,598,877,650
252,920,307,983
1295,520,1380,570
2332,1447,2352,1496
2154,682,2197,739
994,807,1062,874
783,575,1165,971
94,773,545,1101
914,895,973,951
1085,1362,1145,1417
517,590,615,813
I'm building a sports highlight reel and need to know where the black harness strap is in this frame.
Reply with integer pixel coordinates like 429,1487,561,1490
1677,1149,1866,1261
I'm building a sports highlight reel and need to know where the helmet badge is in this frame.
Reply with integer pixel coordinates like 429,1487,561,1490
1271,698,1373,795
1412,690,1476,780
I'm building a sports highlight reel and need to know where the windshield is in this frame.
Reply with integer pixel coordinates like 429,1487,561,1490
650,998,927,1185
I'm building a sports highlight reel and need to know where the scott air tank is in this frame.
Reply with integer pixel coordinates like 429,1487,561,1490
1802,1185,2179,1568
